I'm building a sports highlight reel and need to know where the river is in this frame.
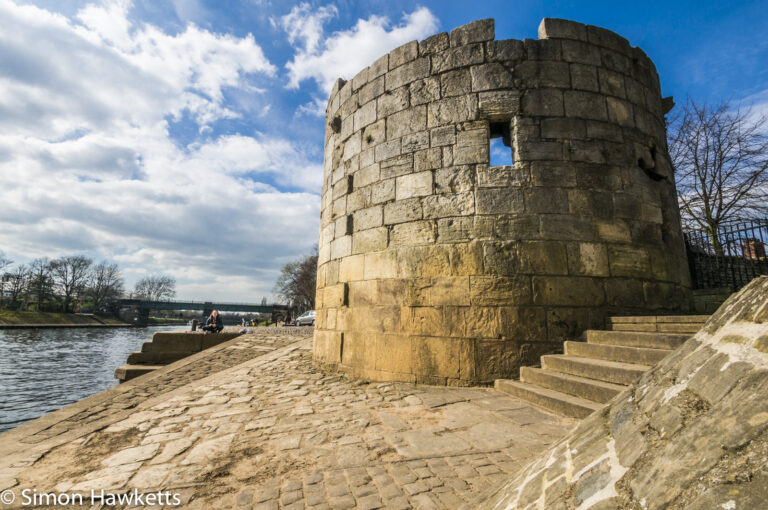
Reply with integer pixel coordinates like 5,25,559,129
0,325,182,434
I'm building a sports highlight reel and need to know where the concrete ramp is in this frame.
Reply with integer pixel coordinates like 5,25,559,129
480,275,768,509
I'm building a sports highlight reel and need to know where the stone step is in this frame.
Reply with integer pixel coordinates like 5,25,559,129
586,330,690,350
541,355,649,386
520,367,625,404
114,364,163,383
495,379,602,419
608,315,708,334
126,350,195,364
564,341,671,366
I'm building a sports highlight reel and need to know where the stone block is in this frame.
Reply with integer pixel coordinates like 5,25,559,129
560,40,601,66
486,39,525,62
608,245,651,278
520,240,568,274
384,198,423,225
401,131,429,153
596,220,631,242
541,118,587,139
380,154,413,179
390,41,418,68
483,241,522,276
422,192,475,218
476,188,524,214
374,334,412,373
334,215,352,238
370,53,388,79
398,245,451,278
437,217,473,242
324,283,348,308
352,227,388,254
430,125,456,147
568,189,614,218
516,60,571,88
428,276,471,306
441,68,471,97
471,63,514,91
450,18,494,47
525,187,569,214
601,48,631,74
586,25,631,55
371,179,395,204
330,235,352,260
540,214,598,241
353,205,383,231
359,75,384,105
586,120,624,142
564,90,607,120
566,242,610,276
346,187,372,213
419,32,449,55
450,241,483,275
470,276,532,305
570,63,599,92
377,86,409,118
410,76,440,106
428,95,478,127
391,221,435,246
386,57,430,91
339,254,365,282
494,215,540,239
342,131,362,161
538,18,588,41
332,196,346,219
525,38,562,60
606,97,634,127
364,250,397,279
354,164,380,188
362,119,385,146
431,44,484,74
477,165,527,188
414,148,442,171
521,88,564,117
387,106,427,140
478,90,520,120
516,141,563,161
396,171,433,200
353,100,377,132
454,145,489,165
605,278,644,307
532,276,605,306
435,165,473,193
530,161,576,187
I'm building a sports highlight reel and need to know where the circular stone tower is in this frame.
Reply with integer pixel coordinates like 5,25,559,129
313,18,691,385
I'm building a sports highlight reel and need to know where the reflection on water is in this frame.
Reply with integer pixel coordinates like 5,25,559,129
0,326,180,433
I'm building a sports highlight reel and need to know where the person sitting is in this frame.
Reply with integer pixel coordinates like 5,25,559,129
202,309,224,333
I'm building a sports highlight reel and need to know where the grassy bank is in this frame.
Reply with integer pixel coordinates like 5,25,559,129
0,311,127,326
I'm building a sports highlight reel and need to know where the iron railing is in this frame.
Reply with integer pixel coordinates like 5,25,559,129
684,218,768,290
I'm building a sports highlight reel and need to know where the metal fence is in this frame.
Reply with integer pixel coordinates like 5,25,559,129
684,218,768,290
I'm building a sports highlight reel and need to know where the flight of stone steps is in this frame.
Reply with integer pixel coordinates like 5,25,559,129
495,315,709,419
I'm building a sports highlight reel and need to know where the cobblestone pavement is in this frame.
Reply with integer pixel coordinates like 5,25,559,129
1,332,576,509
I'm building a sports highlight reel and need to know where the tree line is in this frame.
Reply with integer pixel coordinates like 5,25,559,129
0,253,176,313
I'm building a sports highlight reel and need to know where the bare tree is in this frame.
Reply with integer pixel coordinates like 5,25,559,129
87,261,124,310
51,255,93,312
134,274,176,301
0,251,10,273
28,258,54,311
668,99,768,250
274,251,317,312
0,252,12,307
4,264,28,310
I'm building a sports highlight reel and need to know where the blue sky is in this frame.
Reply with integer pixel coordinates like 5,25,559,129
1,0,767,302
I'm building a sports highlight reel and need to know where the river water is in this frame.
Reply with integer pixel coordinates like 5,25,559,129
0,326,181,434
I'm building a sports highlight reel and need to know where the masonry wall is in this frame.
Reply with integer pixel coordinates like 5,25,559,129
313,18,691,385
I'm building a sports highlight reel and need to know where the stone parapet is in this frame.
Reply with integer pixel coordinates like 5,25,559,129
314,18,691,385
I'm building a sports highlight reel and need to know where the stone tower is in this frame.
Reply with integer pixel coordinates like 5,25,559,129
313,18,691,385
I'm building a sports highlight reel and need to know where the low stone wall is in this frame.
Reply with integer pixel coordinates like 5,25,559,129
479,275,768,508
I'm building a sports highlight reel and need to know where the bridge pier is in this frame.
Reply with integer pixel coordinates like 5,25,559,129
136,308,149,327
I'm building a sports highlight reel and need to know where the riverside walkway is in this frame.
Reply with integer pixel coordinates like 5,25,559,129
0,329,575,509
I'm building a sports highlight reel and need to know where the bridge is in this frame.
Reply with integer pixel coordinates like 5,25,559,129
115,299,293,325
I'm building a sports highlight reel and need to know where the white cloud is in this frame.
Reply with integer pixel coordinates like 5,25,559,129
281,4,439,93
0,0,321,301
296,97,327,118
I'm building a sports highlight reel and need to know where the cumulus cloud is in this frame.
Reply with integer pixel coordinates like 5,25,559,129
0,0,321,301
281,4,439,93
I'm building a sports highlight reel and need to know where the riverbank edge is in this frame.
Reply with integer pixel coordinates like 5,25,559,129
0,323,132,329
0,311,129,328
